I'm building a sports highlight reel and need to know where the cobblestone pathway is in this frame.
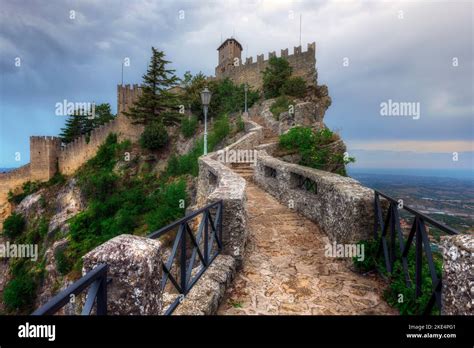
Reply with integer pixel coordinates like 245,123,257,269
217,164,396,315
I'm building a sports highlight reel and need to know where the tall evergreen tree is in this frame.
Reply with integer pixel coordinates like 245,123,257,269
59,103,116,144
125,47,180,126
262,56,293,99
59,109,86,144
93,103,115,126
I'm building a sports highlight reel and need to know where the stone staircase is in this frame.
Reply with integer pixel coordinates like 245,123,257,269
230,162,254,181
217,118,396,315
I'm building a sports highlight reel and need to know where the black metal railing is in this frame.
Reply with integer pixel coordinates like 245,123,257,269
296,175,317,194
32,263,108,315
373,190,458,315
148,200,223,315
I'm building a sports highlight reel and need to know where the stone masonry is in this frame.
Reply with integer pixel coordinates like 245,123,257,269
441,234,473,315
0,84,143,227
215,38,317,90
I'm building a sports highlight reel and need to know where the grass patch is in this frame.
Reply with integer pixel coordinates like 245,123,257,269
270,95,294,120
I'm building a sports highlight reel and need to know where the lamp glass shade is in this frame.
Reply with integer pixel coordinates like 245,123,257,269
200,87,212,106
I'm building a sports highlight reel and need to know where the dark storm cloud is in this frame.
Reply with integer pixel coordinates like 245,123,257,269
0,0,472,167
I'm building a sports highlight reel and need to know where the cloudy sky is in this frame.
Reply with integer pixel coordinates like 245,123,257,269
0,0,472,173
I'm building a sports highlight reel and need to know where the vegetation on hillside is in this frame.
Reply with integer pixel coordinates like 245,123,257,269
165,114,232,178
7,172,66,205
181,72,260,120
57,134,188,275
1,47,255,314
262,56,307,99
353,238,442,315
279,126,355,176
270,95,294,120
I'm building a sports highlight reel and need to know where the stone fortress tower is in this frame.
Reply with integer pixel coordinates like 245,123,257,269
214,37,317,91
215,38,243,78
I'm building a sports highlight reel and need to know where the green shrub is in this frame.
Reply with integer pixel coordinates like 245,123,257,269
182,74,259,120
55,247,74,275
353,238,442,315
3,276,37,311
46,172,66,186
236,115,245,132
3,262,39,312
209,114,230,147
7,181,41,204
163,115,230,178
140,121,169,150
3,213,26,239
281,76,307,97
146,179,187,232
80,171,118,201
181,115,198,138
270,96,294,120
279,126,353,175
262,57,293,99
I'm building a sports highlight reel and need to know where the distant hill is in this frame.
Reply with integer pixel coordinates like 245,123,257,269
349,170,474,234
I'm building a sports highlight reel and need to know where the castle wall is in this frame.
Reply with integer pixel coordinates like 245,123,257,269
117,84,143,116
30,136,62,181
0,164,32,226
217,43,317,90
58,84,143,175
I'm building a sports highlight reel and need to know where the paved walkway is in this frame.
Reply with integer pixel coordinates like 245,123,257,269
217,162,396,315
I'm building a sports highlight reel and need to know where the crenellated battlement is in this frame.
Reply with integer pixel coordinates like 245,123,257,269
117,84,143,116
215,41,317,90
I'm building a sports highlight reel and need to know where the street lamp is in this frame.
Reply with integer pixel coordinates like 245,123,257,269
244,83,248,118
200,87,212,155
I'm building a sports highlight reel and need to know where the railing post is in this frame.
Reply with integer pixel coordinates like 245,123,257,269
180,222,188,294
96,268,107,315
373,192,379,239
415,218,423,299
390,204,397,270
204,210,209,265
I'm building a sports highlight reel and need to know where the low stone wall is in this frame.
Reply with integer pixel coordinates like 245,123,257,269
254,151,374,244
441,234,473,315
176,120,264,315
59,116,143,175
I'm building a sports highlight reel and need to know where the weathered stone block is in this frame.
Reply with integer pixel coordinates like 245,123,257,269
82,234,163,315
441,234,473,315
254,153,375,244
173,254,237,315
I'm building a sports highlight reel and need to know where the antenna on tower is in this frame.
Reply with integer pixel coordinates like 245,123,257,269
299,14,302,46
121,60,124,86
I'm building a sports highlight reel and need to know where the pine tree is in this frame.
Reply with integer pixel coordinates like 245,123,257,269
125,47,180,126
59,103,115,144
59,110,86,144
93,103,115,126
